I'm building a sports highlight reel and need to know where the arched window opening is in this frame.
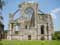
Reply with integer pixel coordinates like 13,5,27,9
41,25,44,34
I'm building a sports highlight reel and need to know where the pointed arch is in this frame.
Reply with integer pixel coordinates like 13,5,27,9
41,25,44,34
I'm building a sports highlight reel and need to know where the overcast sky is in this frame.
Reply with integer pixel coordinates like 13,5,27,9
2,0,60,31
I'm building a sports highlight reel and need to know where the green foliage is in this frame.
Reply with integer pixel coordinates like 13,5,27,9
4,30,8,33
0,0,5,10
52,31,60,40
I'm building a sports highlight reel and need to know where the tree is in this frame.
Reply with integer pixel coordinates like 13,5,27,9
0,0,5,23
52,31,60,40
0,0,5,10
0,0,5,40
3,30,8,39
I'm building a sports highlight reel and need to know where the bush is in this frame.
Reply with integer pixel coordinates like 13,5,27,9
52,31,60,40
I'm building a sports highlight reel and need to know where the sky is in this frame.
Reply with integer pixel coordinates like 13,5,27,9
1,0,60,31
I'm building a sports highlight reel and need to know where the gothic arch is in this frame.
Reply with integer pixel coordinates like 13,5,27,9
41,25,44,34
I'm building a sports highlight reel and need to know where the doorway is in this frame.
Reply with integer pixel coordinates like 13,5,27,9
41,25,44,34
28,35,31,40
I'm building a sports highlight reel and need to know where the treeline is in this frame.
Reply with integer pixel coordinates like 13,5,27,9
52,31,60,40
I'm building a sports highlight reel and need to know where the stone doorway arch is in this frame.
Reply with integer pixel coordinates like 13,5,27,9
28,35,31,40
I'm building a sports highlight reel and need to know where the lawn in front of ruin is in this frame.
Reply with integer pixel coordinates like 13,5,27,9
0,40,60,45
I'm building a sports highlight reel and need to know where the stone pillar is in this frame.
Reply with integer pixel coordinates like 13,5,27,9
37,24,41,40
7,24,12,40
9,24,12,34
44,24,47,35
47,15,53,40
7,23,14,40
13,24,16,32
48,24,52,40
10,23,14,34
48,35,52,40
44,24,47,40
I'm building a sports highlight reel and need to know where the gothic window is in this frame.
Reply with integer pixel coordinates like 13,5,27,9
15,23,20,31
14,24,19,34
16,26,18,31
41,25,44,34
24,7,34,20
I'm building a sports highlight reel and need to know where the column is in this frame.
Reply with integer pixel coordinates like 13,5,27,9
13,24,16,32
37,24,41,40
44,24,47,40
48,24,52,40
9,23,14,40
7,23,12,40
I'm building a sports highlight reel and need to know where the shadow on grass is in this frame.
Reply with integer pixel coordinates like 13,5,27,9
0,42,3,45
0,39,3,45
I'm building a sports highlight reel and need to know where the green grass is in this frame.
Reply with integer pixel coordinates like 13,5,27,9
0,40,60,45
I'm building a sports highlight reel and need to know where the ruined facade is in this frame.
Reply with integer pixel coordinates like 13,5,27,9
7,2,53,40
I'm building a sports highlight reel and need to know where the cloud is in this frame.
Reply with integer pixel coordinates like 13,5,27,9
50,13,56,19
52,8,60,13
50,8,60,19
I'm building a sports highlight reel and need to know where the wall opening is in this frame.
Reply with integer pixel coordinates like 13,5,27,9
28,35,31,40
41,36,45,40
41,25,44,34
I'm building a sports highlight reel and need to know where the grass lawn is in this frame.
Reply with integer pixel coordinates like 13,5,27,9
0,40,60,45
